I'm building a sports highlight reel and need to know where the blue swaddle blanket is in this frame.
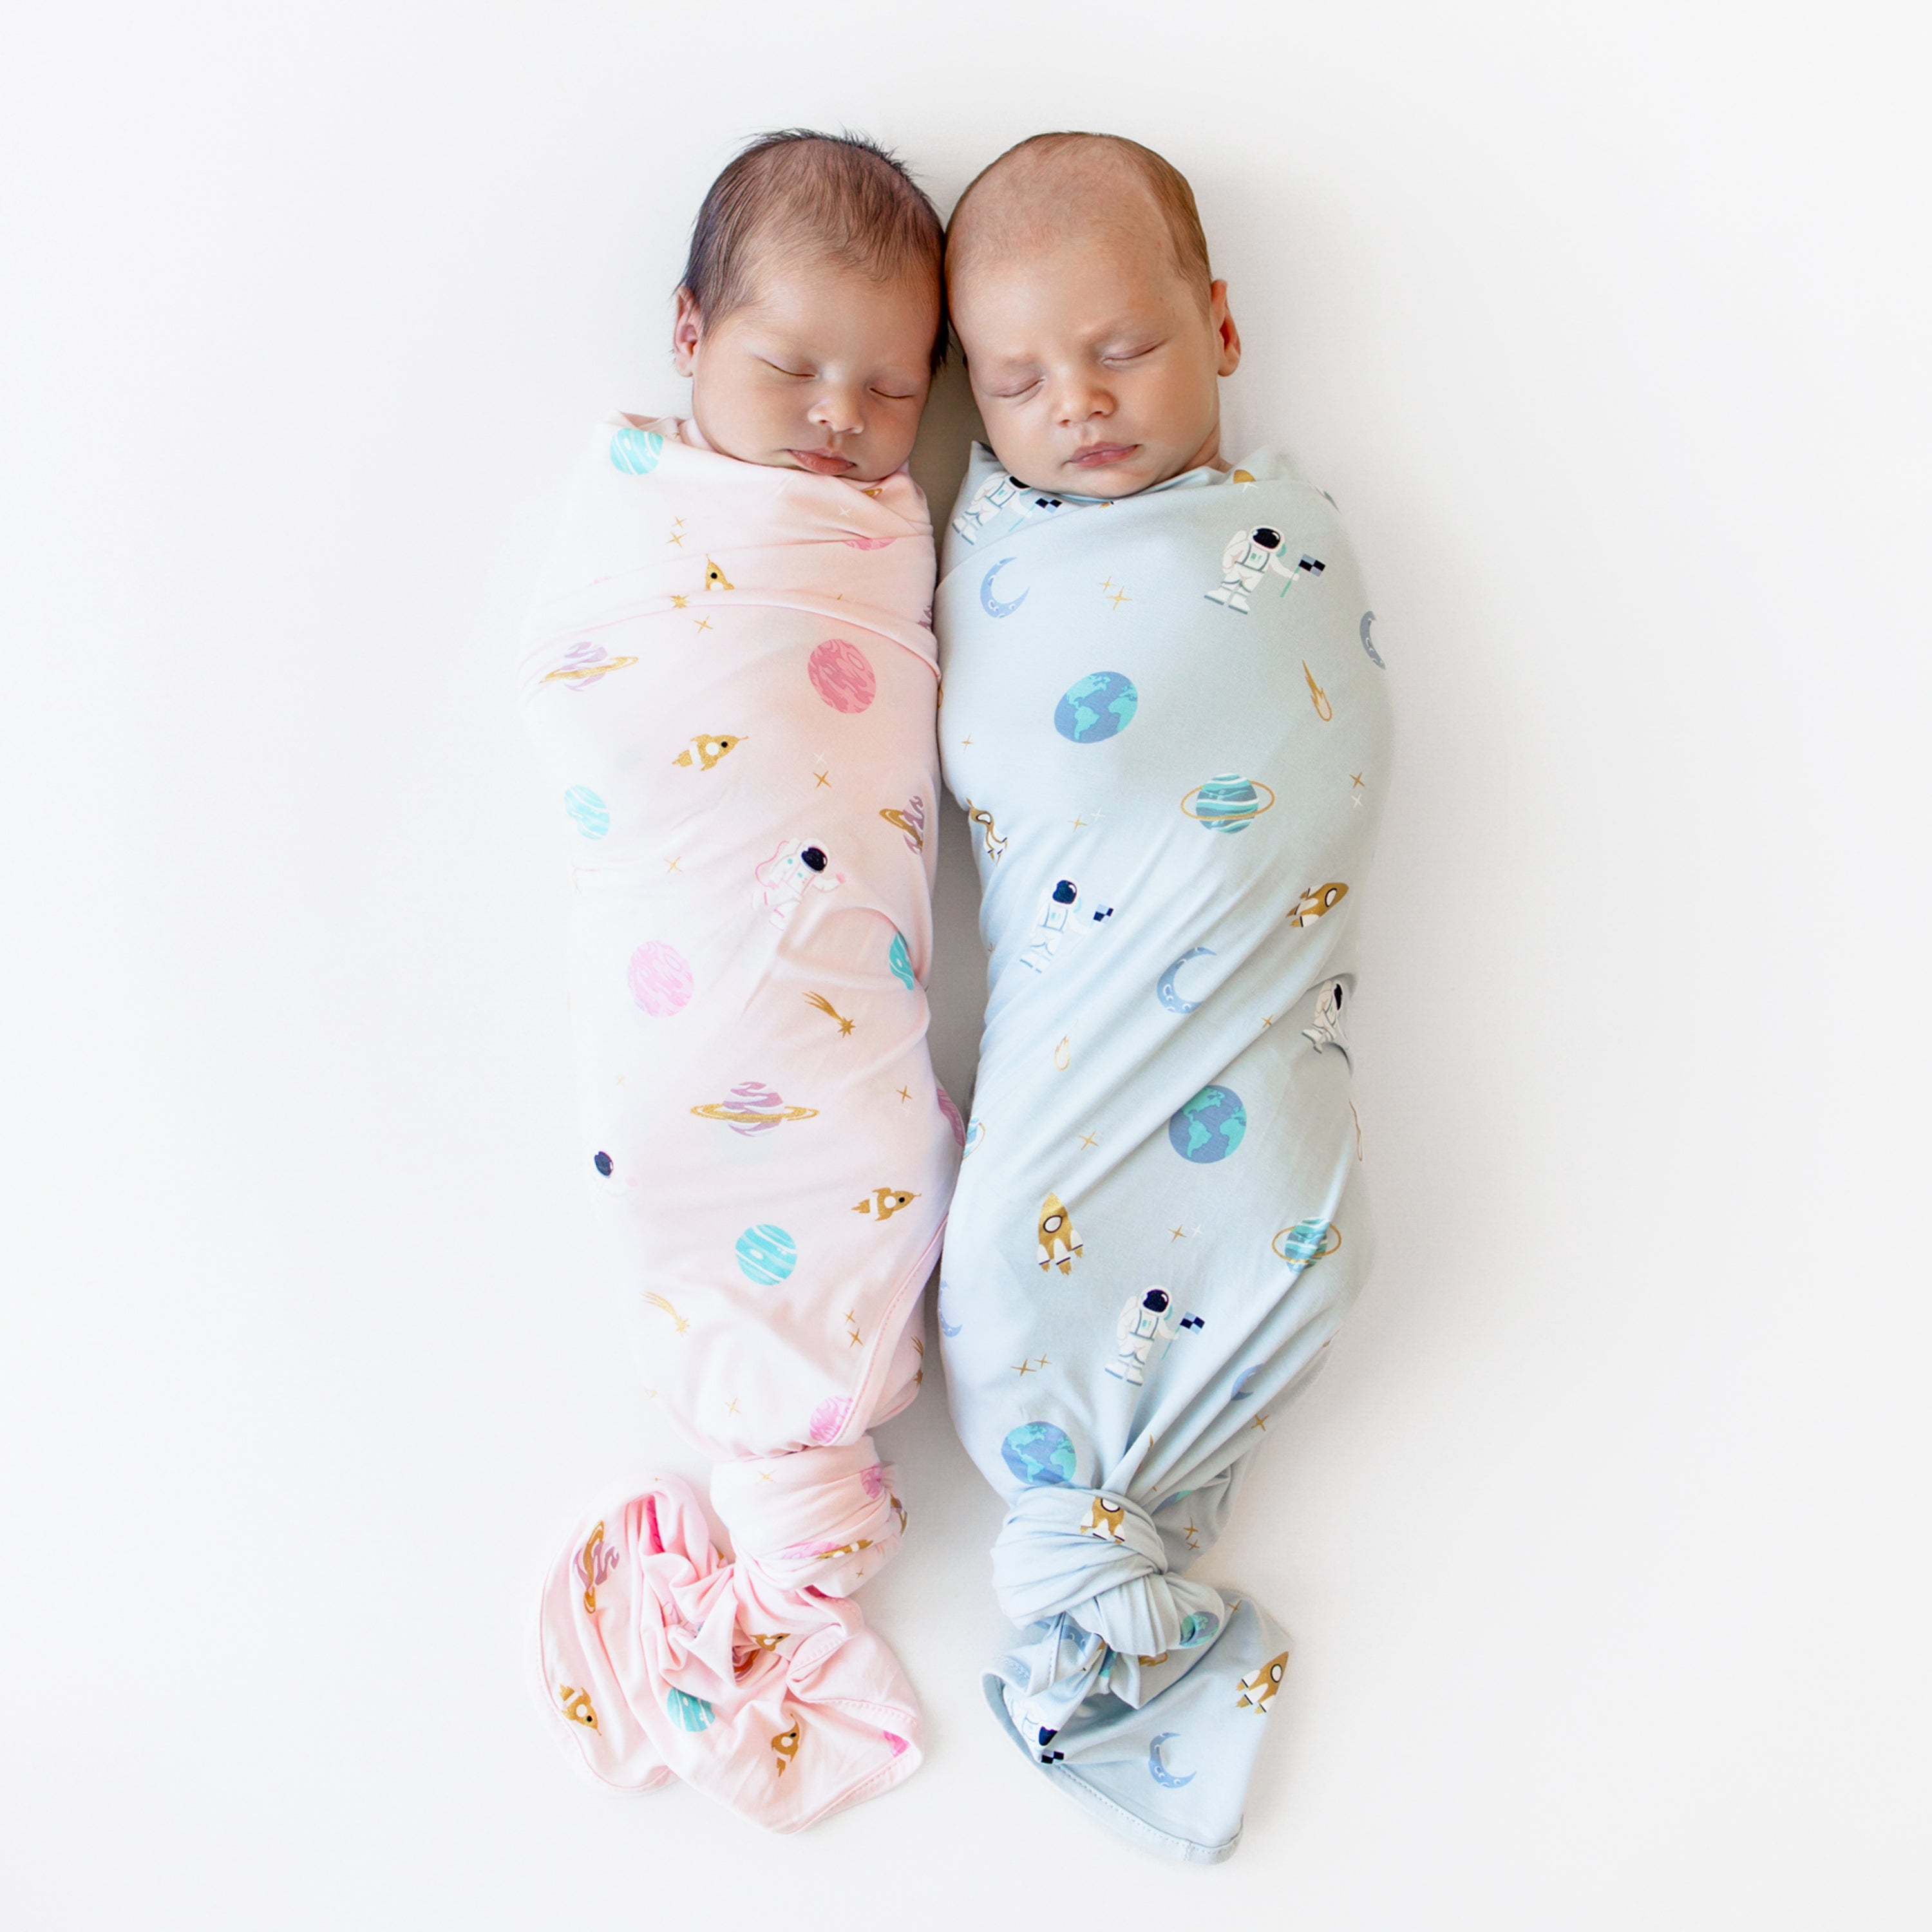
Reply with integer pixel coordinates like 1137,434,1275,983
936,442,1394,1861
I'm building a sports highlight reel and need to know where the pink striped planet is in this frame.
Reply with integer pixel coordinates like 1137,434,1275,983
627,940,692,1016
806,1396,853,1444
806,638,876,714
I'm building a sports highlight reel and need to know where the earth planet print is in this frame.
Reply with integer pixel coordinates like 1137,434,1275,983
1168,1084,1247,1163
1054,672,1139,744
1001,1420,1079,1486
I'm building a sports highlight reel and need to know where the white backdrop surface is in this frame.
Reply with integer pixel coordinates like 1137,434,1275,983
3,3,1927,1926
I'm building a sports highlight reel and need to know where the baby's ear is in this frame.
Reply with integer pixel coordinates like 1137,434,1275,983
671,287,703,375
1211,280,1242,378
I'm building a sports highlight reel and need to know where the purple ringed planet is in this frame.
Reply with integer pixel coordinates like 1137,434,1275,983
691,1100,819,1127
1180,773,1276,830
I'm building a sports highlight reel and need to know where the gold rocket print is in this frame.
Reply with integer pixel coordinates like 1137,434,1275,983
1054,1036,1072,1071
891,1492,907,1534
1302,661,1333,721
815,1538,873,1561
1287,882,1349,928
1078,1496,1128,1542
803,991,855,1036
1236,1651,1289,1712
853,1187,918,1220
672,734,746,770
705,556,734,591
641,1291,690,1334
1138,1652,1170,1667
878,806,924,849
772,1719,800,1774
747,1631,790,1651
1037,1192,1083,1274
963,799,1008,863
558,1683,600,1732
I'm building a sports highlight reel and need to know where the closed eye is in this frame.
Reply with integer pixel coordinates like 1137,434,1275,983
871,386,918,401
762,359,814,379
989,378,1043,401
1103,344,1160,364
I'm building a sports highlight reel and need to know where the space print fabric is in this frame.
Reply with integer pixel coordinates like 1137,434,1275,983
936,442,1393,1861
517,417,960,1830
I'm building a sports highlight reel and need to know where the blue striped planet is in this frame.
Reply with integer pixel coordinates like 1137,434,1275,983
665,1689,715,1732
563,786,609,838
735,1224,797,1286
1181,772,1275,833
1054,671,1139,744
609,426,663,475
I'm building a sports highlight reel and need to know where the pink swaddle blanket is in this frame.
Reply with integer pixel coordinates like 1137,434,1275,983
518,417,960,1830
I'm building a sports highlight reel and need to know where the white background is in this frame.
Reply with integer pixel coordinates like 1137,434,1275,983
3,3,1927,1925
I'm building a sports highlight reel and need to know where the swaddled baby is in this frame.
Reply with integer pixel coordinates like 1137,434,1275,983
935,133,1393,1861
518,131,960,1832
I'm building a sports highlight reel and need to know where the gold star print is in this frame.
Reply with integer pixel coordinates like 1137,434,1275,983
664,857,681,873
1078,1131,1099,1151
694,616,713,632
757,1470,775,1482
666,529,684,548
1260,1014,1274,1027
1184,1519,1200,1550
1251,1413,1269,1432
1012,1359,1035,1377
1107,585,1132,609
1169,1226,1187,1242
896,1085,911,1103
960,736,973,748
670,593,690,609
1099,576,1115,594
1069,814,1088,831
724,1397,741,1416
814,770,831,787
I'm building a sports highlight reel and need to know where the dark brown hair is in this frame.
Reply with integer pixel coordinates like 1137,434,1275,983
681,129,949,370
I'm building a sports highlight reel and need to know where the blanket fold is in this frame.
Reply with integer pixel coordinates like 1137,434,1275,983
935,441,1394,1861
519,417,958,1830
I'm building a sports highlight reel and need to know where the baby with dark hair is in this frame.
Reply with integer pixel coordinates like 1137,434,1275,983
518,131,960,1832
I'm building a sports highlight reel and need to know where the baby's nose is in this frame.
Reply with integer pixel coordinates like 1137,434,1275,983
808,385,867,435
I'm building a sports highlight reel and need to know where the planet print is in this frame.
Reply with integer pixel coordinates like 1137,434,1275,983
936,1083,966,1148
690,1082,818,1135
608,426,663,475
735,1224,797,1286
665,1689,715,1732
882,1730,909,1756
627,941,692,1017
1272,1218,1342,1269
963,1118,985,1158
807,1397,852,1445
807,638,876,714
592,1151,612,1177
1178,1610,1220,1647
1001,1421,1077,1486
563,786,609,838
842,536,895,550
1181,773,1276,833
1168,1084,1247,1164
544,641,638,688
1054,672,1139,744
887,930,914,990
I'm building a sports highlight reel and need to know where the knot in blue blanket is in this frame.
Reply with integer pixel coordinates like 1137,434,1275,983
990,1486,1226,1662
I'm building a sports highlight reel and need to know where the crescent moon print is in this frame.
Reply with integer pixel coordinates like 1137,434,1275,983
1148,1732,1196,1788
980,556,1028,618
1156,947,1215,1014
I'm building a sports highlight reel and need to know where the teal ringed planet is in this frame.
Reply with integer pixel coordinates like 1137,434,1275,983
980,556,1028,618
1180,773,1276,831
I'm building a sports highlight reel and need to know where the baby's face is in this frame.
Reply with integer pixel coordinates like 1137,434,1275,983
951,224,1239,498
674,254,938,484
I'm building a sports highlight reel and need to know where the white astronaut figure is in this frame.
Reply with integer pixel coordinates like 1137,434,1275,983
1205,526,1325,615
1301,977,1349,1054
1104,1286,1203,1386
950,470,1026,543
753,838,843,928
1018,878,1079,973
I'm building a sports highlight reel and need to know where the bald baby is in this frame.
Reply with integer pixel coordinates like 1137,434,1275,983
945,133,1241,500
